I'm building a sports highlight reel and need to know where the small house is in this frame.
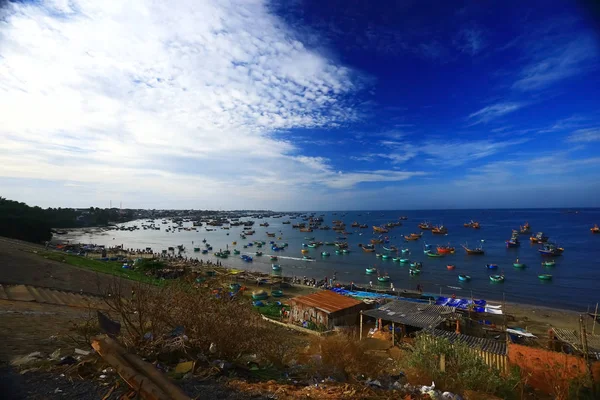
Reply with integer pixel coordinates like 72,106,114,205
288,290,368,330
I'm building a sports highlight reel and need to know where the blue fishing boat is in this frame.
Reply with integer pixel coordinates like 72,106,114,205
458,274,471,282
486,264,498,269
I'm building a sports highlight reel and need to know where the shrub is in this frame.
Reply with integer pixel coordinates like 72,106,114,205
100,280,299,368
303,333,390,381
402,333,521,398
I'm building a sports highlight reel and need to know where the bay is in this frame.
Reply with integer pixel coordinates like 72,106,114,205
69,208,600,311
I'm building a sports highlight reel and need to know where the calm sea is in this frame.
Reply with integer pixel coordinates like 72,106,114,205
69,209,600,311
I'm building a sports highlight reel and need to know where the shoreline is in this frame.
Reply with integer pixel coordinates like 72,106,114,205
50,235,592,338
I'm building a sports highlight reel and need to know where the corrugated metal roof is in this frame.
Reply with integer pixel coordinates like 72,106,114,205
425,329,507,355
291,290,363,314
552,328,600,360
362,299,459,329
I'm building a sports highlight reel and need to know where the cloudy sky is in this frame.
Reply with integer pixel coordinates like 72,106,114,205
1,0,599,210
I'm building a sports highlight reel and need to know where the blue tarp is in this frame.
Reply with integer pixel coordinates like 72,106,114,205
330,288,489,313
436,296,486,312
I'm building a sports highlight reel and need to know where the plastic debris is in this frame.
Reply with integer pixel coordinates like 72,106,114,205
11,352,44,366
174,361,194,374
74,348,91,356
58,356,77,365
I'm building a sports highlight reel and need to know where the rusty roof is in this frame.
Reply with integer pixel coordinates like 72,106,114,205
291,290,363,314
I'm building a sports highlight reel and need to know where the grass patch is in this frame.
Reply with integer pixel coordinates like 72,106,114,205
256,302,289,319
35,251,163,285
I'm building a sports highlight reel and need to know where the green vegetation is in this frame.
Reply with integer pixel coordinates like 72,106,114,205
256,302,289,319
402,334,521,399
0,197,137,244
36,251,163,285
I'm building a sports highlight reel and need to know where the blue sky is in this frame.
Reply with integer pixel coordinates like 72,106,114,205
0,0,599,210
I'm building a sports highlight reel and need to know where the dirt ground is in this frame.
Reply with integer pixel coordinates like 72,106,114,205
0,237,134,296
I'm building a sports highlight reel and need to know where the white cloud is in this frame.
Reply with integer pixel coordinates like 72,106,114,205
467,102,524,125
513,35,599,91
567,128,600,143
0,0,429,208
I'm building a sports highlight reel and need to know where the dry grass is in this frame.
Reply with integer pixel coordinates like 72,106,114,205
301,332,392,382
98,279,300,368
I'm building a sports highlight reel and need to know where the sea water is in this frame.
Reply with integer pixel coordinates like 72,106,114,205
68,208,600,311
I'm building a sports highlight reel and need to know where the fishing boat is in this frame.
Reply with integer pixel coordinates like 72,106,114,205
359,224,368,228
252,290,268,300
542,260,556,267
458,274,471,282
351,222,359,227
193,247,200,252
270,255,278,261
392,257,400,262
304,236,315,241
447,264,455,270
266,232,275,237
426,251,444,258
378,275,390,282
272,264,281,271
513,260,526,268
401,248,410,254
505,239,520,248
538,274,553,281
201,249,208,254
409,268,421,275
432,225,448,235
486,264,498,269
375,253,382,258
361,244,376,253
530,232,549,243
399,216,408,220
302,255,313,260
404,235,420,241
489,275,505,283
271,290,283,297
592,224,600,234
321,251,330,257
381,254,391,260
410,261,423,268
232,241,237,245
342,249,350,254
462,242,485,255
373,226,389,233
400,258,410,263
437,245,455,254
301,249,309,254
366,267,377,274
383,245,398,252
464,220,480,229
539,243,564,256
371,238,384,244
335,249,342,255
418,222,432,230
241,255,253,262
255,251,263,256
519,222,531,235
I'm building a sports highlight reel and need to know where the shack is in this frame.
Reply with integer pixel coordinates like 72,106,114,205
360,299,461,342
288,290,368,330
